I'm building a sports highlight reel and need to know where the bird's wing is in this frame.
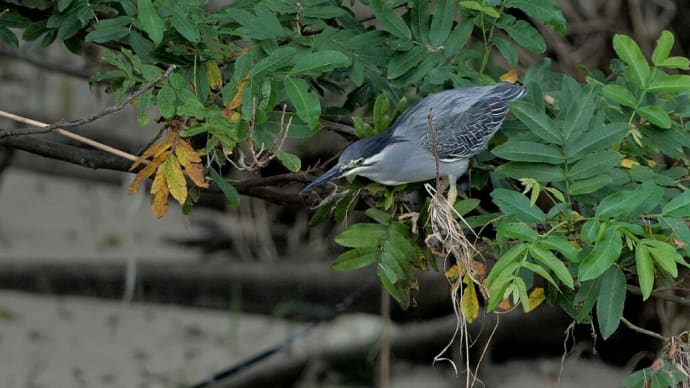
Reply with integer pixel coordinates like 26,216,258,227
421,96,508,161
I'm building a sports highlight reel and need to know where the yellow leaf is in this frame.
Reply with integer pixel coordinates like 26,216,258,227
150,168,169,218
646,158,657,168
225,75,249,111
129,152,168,195
129,131,175,171
497,298,512,311
445,264,461,283
460,274,479,323
526,287,545,312
206,62,223,89
185,162,209,188
163,155,187,205
500,68,519,83
174,138,202,167
621,158,639,168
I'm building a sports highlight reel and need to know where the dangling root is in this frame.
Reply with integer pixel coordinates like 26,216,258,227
424,183,488,387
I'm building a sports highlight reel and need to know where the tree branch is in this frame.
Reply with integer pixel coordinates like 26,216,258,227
0,133,317,205
0,64,176,139
627,285,690,307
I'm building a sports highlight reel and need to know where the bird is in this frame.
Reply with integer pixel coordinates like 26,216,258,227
301,83,527,204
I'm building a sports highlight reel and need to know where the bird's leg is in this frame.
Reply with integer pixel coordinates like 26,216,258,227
447,175,458,206
447,184,458,206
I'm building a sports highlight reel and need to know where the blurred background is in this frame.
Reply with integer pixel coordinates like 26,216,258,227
1,1,688,387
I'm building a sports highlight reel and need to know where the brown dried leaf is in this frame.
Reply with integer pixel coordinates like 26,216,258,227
497,298,512,311
129,152,168,195
185,162,208,188
163,154,187,205
175,139,202,167
150,168,169,218
223,75,249,113
129,131,175,171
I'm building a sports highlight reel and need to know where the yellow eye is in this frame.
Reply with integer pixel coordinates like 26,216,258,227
343,158,364,169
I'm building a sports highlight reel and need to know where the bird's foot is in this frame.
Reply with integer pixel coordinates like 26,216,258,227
447,184,458,206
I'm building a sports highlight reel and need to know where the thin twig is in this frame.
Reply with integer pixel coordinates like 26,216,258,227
627,285,690,307
620,316,667,341
379,287,391,388
426,108,442,193
0,64,176,139
0,112,138,161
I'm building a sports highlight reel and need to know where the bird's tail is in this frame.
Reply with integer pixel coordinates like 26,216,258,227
491,82,528,102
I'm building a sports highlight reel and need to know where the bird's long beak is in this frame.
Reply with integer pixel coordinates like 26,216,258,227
301,164,343,193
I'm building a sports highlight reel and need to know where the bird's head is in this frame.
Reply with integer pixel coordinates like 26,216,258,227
301,135,387,193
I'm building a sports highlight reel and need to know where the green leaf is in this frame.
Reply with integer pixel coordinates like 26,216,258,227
209,168,240,207
637,105,671,128
529,244,574,289
369,0,411,39
497,222,538,242
252,47,296,77
137,0,164,46
646,74,690,94
596,266,626,339
493,36,518,67
277,151,301,172
459,1,498,18
634,243,654,300
662,189,690,217
567,151,622,180
509,101,561,143
644,239,680,277
581,219,600,243
377,265,408,308
503,0,567,34
658,56,690,70
171,9,200,43
156,85,177,119
58,0,73,12
564,123,627,160
429,0,456,45
522,261,558,289
500,19,546,53
492,141,563,164
284,77,321,130
491,188,546,223
570,174,613,195
333,247,378,271
651,30,674,66
539,235,579,262
578,228,622,281
290,50,351,76
495,162,566,182
85,17,131,43
613,34,650,88
387,46,426,79
486,243,527,287
596,190,638,218
571,278,601,322
365,208,393,224
453,198,480,216
603,84,637,108
335,223,386,248
302,6,347,18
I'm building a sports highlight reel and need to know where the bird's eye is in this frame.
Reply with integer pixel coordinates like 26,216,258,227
343,158,364,169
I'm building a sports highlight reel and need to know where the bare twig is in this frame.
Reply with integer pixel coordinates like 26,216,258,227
0,112,138,161
0,64,176,139
620,316,667,341
627,285,690,307
426,108,442,192
379,288,391,388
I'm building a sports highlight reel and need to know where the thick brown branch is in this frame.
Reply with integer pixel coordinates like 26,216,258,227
0,134,316,205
